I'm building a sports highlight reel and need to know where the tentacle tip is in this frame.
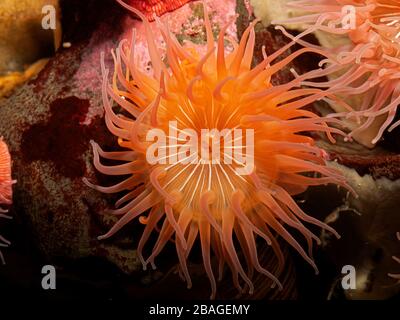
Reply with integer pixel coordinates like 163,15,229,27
89,140,97,148
271,280,283,291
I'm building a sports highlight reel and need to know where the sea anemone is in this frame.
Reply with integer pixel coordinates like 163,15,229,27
85,0,352,298
273,0,400,146
0,138,14,265
126,0,193,21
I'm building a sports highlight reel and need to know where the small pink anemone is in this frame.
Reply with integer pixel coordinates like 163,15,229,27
0,138,14,265
273,0,400,146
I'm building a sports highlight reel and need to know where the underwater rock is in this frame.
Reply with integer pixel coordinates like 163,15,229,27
0,0,60,74
313,161,400,300
0,0,131,270
298,138,400,299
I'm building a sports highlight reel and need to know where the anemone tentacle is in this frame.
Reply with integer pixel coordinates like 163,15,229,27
273,0,400,146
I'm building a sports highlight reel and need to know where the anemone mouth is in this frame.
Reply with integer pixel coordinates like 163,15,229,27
85,1,353,299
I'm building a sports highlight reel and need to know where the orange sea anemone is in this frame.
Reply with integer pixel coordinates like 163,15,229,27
273,0,400,146
0,138,14,265
85,0,352,298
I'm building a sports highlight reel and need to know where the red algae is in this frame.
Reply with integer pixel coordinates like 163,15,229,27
21,97,90,179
